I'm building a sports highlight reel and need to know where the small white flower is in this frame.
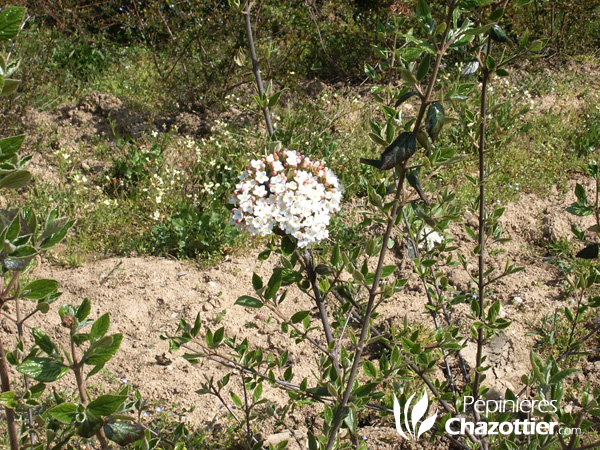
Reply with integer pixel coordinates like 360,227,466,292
418,226,443,251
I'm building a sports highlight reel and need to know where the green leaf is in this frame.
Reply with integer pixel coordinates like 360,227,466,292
0,7,26,41
85,333,123,365
401,70,418,86
103,421,145,446
489,24,509,43
549,369,579,385
291,310,310,324
450,33,474,48
17,357,69,382
87,363,105,379
461,60,478,79
425,102,445,142
252,382,263,402
381,265,396,278
416,0,432,23
518,30,530,52
402,47,424,61
566,203,593,216
343,407,357,434
394,91,419,107
47,402,78,424
368,132,388,147
33,328,58,355
258,249,271,260
72,333,90,346
1,78,19,96
280,268,301,286
417,53,430,82
459,0,494,9
76,298,92,321
40,215,70,240
268,91,282,108
87,395,127,418
213,327,224,345
40,219,74,249
574,183,587,203
489,8,504,21
530,351,544,383
230,391,242,408
363,360,377,378
281,235,297,256
0,170,31,189
235,295,263,308
0,391,17,408
0,134,25,158
264,269,282,300
90,313,110,340
252,273,263,292
10,245,36,259
76,417,103,438
25,382,45,400
191,313,201,336
23,279,58,300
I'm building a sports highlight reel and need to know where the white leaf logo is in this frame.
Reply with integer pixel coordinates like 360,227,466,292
393,389,437,441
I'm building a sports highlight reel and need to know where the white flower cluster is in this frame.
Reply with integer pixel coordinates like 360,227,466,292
230,149,343,248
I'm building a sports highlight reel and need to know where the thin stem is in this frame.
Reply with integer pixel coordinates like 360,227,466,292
566,284,586,351
558,321,600,363
472,36,493,403
566,411,585,450
1,273,19,300
206,377,242,424
263,301,329,355
595,177,600,230
412,1,455,133
334,304,354,358
0,336,19,450
244,2,274,137
240,372,253,448
70,335,110,449
15,296,37,445
302,249,340,376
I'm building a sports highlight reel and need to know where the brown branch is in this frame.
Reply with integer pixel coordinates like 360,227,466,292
243,2,274,137
0,336,19,450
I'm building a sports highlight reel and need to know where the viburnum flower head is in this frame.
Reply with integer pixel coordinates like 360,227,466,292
230,149,343,248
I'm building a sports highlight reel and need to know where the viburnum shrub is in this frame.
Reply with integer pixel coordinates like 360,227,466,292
167,2,600,450
230,149,343,248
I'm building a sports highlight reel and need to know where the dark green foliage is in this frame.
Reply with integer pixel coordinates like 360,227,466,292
109,140,165,193
505,0,600,55
151,204,238,259
360,132,417,170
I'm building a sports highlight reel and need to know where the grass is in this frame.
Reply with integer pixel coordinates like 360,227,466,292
3,14,599,268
